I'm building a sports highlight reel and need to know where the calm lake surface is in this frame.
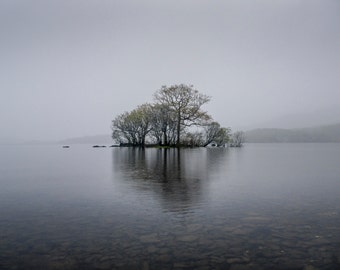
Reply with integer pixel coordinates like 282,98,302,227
0,144,339,270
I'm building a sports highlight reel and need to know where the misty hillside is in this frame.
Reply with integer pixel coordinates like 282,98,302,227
245,123,340,143
59,134,113,145
252,106,340,130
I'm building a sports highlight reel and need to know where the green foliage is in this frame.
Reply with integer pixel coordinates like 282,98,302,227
112,84,232,147
154,84,211,145
112,104,153,146
203,121,231,147
149,103,177,145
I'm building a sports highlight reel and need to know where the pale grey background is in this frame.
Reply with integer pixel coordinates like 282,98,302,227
1,0,339,142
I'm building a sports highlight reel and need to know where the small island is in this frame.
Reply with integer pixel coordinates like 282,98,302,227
111,84,244,148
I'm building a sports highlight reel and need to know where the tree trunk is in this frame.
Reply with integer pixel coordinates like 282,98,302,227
162,131,168,145
176,112,181,146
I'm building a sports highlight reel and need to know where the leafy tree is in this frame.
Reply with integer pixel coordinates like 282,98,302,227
111,84,237,148
149,104,177,145
112,104,153,146
182,131,204,147
154,84,211,145
203,121,231,147
215,127,232,146
230,131,245,147
112,112,132,144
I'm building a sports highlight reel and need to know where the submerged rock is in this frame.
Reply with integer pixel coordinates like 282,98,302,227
140,233,160,243
177,235,199,242
110,144,120,147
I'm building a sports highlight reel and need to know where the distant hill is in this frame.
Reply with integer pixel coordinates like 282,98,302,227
252,106,340,130
245,123,340,143
58,134,113,145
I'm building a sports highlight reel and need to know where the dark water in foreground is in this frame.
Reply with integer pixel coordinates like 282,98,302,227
0,144,339,270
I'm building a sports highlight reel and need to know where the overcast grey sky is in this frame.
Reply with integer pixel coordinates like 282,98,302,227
1,0,339,141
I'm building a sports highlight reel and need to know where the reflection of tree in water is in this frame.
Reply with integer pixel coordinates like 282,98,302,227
112,147,229,213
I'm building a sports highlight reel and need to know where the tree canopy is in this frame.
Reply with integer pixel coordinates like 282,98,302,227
111,84,240,147
154,84,211,145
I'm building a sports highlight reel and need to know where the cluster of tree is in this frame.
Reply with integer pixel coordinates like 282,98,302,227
112,84,244,147
229,131,245,147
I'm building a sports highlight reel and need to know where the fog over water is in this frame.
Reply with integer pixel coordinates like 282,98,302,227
1,0,339,142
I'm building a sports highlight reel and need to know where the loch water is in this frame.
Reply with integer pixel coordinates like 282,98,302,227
0,144,339,270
